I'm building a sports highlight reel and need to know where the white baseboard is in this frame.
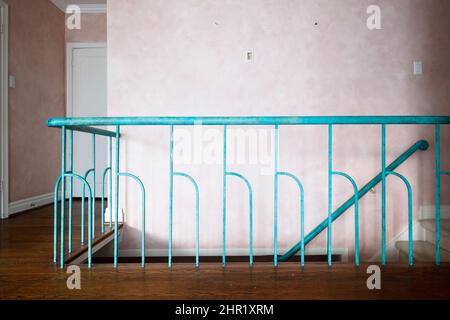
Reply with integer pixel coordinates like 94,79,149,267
8,192,55,215
420,205,450,220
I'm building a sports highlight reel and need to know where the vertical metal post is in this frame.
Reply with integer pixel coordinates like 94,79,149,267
68,130,73,254
381,124,387,265
60,127,66,268
273,125,279,267
300,184,305,267
114,126,120,268
109,136,113,228
327,124,333,266
169,125,174,269
53,176,62,263
92,134,96,239
195,182,200,269
222,125,227,268
81,184,85,245
435,124,441,266
407,184,413,267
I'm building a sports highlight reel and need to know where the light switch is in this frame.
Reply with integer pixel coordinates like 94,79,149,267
413,61,423,75
246,51,254,62
8,75,16,88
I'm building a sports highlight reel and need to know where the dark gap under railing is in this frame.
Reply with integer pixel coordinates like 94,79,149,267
89,255,343,264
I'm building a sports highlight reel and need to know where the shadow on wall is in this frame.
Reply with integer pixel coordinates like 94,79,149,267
104,0,450,263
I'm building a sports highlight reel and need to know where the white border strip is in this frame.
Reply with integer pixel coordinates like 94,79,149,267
65,4,106,14
0,0,8,219
9,193,55,215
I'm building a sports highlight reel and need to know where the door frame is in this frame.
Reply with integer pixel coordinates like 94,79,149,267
66,42,107,117
0,0,8,219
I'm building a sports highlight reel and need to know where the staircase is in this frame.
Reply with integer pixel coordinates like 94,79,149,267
396,218,450,262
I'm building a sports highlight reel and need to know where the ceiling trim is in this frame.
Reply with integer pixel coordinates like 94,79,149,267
65,4,106,14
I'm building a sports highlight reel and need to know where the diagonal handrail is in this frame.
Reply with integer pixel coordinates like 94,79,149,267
279,139,429,262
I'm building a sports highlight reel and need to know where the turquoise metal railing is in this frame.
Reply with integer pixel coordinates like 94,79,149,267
47,116,450,269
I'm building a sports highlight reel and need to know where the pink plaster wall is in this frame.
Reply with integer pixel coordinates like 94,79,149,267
7,0,65,202
65,13,107,43
108,0,450,260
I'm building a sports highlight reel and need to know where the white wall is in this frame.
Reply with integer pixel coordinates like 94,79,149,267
107,0,450,260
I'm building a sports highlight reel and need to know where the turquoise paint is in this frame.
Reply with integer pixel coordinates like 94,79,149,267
387,171,413,266
169,126,174,269
60,127,66,269
53,175,62,263
92,134,96,239
48,116,450,127
279,140,429,262
55,173,93,268
222,125,227,268
118,172,146,268
274,125,279,267
109,137,113,229
81,168,95,245
277,172,305,266
49,115,445,269
114,126,120,268
227,172,254,267
332,171,359,266
328,125,333,267
68,130,74,254
435,125,441,266
101,167,112,234
381,125,387,265
274,126,306,266
174,172,200,269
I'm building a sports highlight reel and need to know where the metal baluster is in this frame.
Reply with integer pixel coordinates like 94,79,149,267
222,125,227,268
381,124,387,265
114,126,120,268
327,124,333,267
274,125,279,267
68,130,74,254
60,127,66,269
169,125,174,269
92,134,96,239
435,124,441,266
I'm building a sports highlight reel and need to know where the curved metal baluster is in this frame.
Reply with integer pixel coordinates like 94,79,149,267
68,130,74,254
101,167,112,234
387,171,413,266
118,173,146,268
332,171,359,266
277,172,305,267
53,175,62,263
274,124,306,267
174,172,200,269
60,173,93,268
227,172,254,267
81,168,95,245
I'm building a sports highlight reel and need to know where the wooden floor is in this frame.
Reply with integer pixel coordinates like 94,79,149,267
1,203,450,300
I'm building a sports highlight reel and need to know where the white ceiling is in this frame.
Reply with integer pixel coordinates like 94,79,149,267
49,0,106,13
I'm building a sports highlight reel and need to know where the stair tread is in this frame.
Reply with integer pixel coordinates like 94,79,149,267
419,219,450,236
395,240,450,261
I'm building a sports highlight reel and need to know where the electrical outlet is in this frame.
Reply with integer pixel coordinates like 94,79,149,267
8,75,16,88
413,61,423,75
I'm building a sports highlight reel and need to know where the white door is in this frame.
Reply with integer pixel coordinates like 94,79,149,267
68,45,107,197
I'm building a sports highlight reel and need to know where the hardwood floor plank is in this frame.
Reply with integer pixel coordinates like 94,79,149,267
1,202,450,300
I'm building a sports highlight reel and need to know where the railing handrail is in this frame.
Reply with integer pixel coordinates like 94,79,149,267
50,115,447,269
47,115,450,127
